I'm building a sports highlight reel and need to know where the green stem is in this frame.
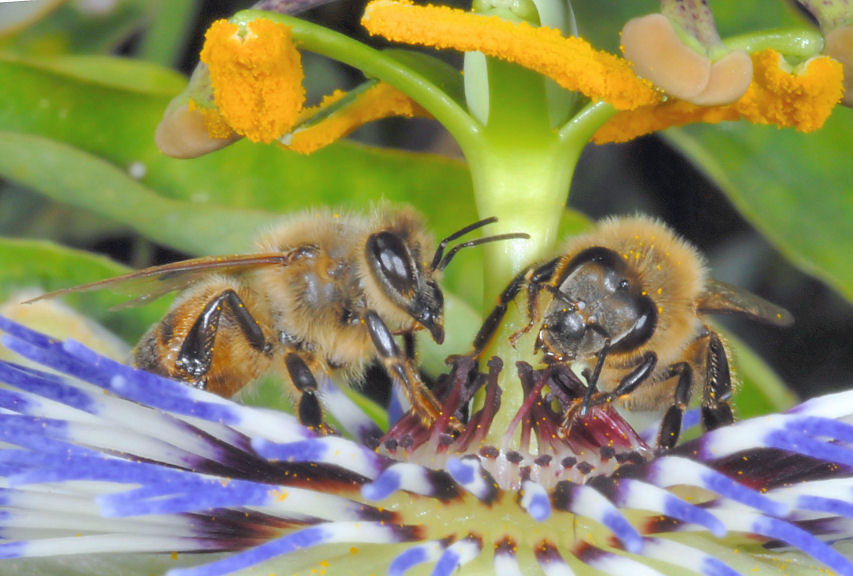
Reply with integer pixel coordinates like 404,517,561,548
231,9,483,152
458,57,617,445
724,28,825,61
462,57,562,292
557,99,617,145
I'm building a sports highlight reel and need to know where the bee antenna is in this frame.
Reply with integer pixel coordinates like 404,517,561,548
434,232,530,272
430,216,498,271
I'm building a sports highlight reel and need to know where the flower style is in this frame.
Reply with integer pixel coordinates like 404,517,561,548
1,317,853,576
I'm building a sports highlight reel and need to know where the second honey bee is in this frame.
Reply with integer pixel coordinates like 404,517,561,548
32,207,527,429
473,215,792,449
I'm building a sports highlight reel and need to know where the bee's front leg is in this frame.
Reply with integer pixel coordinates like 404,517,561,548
363,310,448,427
558,351,657,437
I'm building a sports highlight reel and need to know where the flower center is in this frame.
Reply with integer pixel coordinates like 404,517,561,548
380,356,653,491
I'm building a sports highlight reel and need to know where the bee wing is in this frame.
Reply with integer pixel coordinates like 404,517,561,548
698,278,794,326
25,251,308,309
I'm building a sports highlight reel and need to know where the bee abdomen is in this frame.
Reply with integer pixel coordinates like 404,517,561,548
134,327,172,375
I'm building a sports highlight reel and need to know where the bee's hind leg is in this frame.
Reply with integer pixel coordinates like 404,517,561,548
701,332,734,430
177,289,269,383
657,331,734,450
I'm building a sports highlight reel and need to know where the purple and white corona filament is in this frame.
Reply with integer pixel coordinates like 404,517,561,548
0,316,852,576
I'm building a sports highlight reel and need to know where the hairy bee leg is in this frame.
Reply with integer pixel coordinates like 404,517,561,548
364,310,444,425
510,260,563,347
177,289,268,381
472,267,531,356
283,352,326,431
701,332,734,430
473,258,559,356
657,362,693,450
402,331,416,361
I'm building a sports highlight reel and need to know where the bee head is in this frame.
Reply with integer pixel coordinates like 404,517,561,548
365,230,445,343
365,216,528,345
538,247,657,361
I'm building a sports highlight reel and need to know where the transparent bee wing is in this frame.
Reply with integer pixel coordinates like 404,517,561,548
25,251,307,309
698,279,794,327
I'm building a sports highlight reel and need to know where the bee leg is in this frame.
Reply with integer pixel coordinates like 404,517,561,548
472,267,531,356
473,258,560,356
177,289,269,381
701,332,734,431
560,350,657,436
402,331,416,361
657,362,693,450
283,352,327,432
509,260,564,347
364,310,446,426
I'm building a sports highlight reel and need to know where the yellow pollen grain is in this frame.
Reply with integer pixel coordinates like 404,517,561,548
287,83,430,154
201,18,305,143
362,0,658,110
188,98,236,139
593,50,843,144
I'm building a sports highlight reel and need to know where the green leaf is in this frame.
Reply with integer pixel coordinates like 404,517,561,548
11,53,187,93
0,53,489,304
0,238,167,341
667,108,853,301
0,131,285,255
0,54,475,220
0,1,149,56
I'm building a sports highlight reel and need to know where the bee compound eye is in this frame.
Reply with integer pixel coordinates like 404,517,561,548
367,231,418,297
611,295,658,352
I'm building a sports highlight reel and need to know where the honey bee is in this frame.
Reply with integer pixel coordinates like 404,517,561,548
472,215,793,449
30,207,528,429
